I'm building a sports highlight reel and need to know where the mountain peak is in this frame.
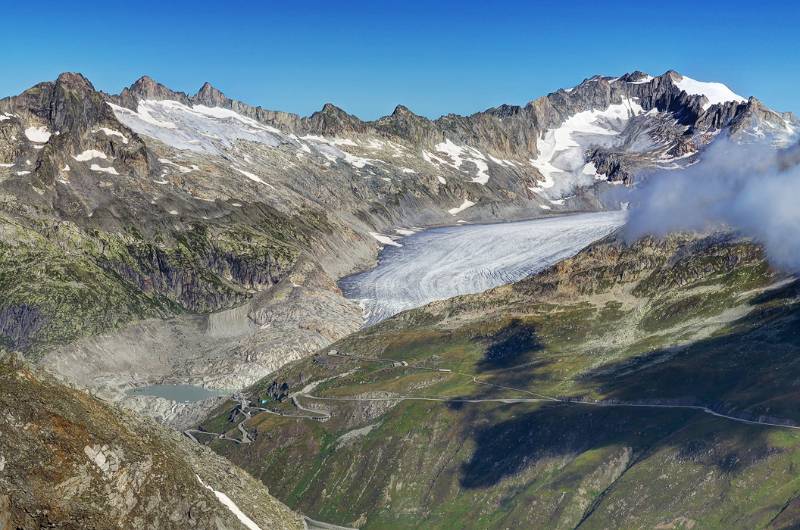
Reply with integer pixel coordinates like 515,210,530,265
618,71,651,83
320,102,346,114
123,75,188,104
130,75,158,91
306,102,365,134
54,72,95,92
194,81,228,106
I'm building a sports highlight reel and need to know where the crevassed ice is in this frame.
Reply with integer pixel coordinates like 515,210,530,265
530,98,644,199
342,210,627,325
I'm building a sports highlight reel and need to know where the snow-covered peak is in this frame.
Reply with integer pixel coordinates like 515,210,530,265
530,98,644,199
672,74,747,110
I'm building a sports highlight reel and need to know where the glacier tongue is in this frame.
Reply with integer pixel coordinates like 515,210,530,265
341,210,627,324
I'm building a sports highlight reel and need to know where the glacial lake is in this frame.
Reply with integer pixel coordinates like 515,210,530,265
127,384,229,402
340,211,627,325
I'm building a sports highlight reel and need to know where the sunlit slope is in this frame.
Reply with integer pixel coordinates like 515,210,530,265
199,233,800,529
0,353,303,529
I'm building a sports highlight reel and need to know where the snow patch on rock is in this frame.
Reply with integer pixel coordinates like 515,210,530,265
73,149,107,161
94,127,129,144
530,98,643,199
673,75,746,110
24,126,51,143
90,164,119,175
369,232,402,247
196,475,262,530
433,139,490,185
448,199,475,215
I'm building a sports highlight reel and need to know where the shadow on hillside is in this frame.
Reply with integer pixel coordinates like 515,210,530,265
466,320,559,397
475,319,544,371
457,284,800,489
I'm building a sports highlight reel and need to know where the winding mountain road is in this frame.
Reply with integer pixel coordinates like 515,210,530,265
187,352,800,446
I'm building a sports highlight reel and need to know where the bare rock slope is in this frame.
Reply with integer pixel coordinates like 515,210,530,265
0,352,303,529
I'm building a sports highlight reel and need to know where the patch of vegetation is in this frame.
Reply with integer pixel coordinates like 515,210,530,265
198,235,800,529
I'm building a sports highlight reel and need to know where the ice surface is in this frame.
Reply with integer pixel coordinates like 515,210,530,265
342,210,626,324
109,100,385,172
673,75,746,110
109,100,282,155
530,99,643,199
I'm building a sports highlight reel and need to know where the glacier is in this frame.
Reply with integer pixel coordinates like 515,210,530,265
341,210,627,325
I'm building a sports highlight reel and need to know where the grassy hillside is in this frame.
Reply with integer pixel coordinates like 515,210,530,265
198,233,800,529
0,205,305,356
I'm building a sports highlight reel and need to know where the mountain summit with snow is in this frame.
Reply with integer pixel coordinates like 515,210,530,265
668,70,747,109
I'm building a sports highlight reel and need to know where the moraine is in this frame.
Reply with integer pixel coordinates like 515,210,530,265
340,211,627,325
127,384,229,402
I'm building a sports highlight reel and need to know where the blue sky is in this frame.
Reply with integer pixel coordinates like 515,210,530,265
2,0,798,119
